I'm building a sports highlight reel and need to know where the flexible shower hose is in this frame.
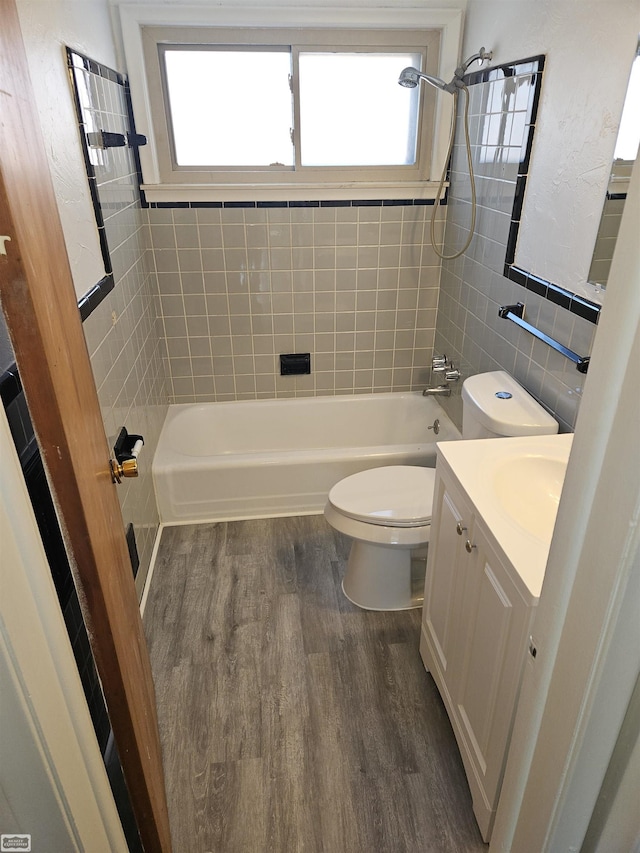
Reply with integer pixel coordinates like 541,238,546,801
430,83,477,260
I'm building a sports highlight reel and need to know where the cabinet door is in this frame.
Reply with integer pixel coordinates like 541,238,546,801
452,524,534,837
421,477,470,689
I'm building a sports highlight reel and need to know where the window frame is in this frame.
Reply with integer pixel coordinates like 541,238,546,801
119,3,464,203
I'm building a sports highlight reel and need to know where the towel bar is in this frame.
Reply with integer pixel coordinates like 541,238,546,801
499,303,590,373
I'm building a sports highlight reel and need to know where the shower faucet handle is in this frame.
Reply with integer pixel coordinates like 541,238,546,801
444,366,461,382
432,354,448,372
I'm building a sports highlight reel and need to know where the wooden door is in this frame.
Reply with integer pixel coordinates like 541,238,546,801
0,2,172,851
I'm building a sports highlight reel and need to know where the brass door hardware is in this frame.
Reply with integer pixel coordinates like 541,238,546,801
111,426,144,484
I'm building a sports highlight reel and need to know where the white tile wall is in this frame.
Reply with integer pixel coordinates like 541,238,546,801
148,203,445,402
434,68,597,432
78,68,168,591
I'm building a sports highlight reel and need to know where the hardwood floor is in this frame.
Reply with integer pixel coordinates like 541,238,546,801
143,516,488,852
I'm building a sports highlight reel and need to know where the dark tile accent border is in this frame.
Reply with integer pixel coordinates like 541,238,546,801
78,275,115,322
570,295,603,322
511,175,528,223
518,125,536,177
505,221,519,267
67,51,149,323
146,197,443,210
67,48,125,86
155,201,190,208
546,283,572,310
464,55,544,86
124,81,148,211
67,47,119,322
503,265,601,324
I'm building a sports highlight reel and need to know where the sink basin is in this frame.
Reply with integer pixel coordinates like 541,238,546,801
437,432,573,598
492,453,568,540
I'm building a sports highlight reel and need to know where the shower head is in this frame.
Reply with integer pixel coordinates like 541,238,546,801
399,48,493,94
398,66,448,91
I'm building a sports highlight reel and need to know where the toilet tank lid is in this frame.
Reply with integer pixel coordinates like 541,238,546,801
462,371,559,435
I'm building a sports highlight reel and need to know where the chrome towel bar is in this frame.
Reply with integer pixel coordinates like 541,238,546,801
499,303,590,373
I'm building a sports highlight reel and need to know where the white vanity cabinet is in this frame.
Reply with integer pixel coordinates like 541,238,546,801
420,459,538,842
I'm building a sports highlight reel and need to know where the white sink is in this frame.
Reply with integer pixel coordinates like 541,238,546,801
437,433,574,598
492,454,568,541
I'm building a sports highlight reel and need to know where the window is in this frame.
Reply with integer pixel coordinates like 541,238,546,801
162,47,295,168
120,6,463,202
614,50,640,161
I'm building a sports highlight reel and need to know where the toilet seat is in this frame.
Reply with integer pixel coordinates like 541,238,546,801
327,466,435,528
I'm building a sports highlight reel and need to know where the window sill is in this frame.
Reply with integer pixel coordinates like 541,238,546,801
141,181,447,205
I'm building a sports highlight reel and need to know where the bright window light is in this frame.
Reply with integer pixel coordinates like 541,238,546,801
298,52,422,166
163,49,294,167
615,54,640,161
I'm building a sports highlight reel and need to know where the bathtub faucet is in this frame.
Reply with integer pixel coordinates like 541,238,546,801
423,385,451,397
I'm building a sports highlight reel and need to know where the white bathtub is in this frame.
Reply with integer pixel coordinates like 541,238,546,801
152,392,460,524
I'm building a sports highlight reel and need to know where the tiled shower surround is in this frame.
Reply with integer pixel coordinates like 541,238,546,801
70,55,168,590
434,59,597,432
148,203,446,402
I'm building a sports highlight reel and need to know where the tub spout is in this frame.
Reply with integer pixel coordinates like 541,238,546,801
423,385,451,397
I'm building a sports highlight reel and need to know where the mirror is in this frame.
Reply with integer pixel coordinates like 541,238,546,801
588,40,639,289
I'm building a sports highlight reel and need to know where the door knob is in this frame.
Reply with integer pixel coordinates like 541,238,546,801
456,522,467,535
465,539,476,553
110,457,138,483
111,427,144,483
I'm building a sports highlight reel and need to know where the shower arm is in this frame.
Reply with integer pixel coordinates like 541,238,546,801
399,48,493,93
453,48,493,82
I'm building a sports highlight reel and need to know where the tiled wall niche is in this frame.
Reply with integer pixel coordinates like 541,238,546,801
434,58,597,432
149,202,446,402
69,51,168,591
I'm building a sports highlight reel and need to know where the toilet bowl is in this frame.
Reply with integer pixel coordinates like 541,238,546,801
325,371,559,611
325,466,435,610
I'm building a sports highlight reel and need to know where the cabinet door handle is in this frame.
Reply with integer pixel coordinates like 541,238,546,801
465,539,476,553
456,522,467,535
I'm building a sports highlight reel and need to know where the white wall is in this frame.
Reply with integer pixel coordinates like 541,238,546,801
461,0,639,296
16,0,119,298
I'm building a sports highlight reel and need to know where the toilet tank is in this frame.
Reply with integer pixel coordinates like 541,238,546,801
461,371,559,439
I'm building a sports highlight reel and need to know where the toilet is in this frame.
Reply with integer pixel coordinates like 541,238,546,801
325,371,559,611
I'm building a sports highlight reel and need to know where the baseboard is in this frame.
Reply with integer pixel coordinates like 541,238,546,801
139,524,164,616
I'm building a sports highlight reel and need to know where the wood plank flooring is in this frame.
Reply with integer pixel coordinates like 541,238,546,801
143,516,488,853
